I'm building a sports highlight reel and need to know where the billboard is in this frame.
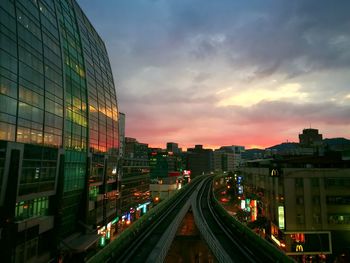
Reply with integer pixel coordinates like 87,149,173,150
284,232,332,255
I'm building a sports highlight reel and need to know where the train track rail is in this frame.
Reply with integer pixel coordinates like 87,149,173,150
194,177,283,263
113,176,206,263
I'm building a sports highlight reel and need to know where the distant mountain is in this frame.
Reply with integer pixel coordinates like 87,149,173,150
323,137,350,146
242,148,265,159
243,138,350,160
266,138,350,152
266,142,299,151
323,138,350,150
244,148,265,153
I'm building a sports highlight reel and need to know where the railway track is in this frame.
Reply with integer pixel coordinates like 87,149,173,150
194,177,287,263
113,176,206,263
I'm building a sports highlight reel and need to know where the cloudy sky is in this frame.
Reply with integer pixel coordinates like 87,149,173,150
78,0,350,149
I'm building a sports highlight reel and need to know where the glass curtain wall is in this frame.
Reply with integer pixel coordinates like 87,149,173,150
73,1,119,227
0,0,119,245
56,0,88,236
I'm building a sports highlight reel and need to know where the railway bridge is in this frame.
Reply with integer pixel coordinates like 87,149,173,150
87,175,293,263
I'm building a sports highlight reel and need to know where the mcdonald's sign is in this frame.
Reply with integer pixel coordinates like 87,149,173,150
269,167,282,177
271,169,279,177
285,231,332,255
295,244,304,252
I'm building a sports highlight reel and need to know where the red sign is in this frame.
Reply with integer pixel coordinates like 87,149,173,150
168,171,181,177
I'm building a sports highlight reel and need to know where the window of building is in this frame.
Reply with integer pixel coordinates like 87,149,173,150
296,196,304,205
311,178,319,187
0,121,15,141
295,178,304,188
312,196,320,205
313,214,321,224
296,214,305,224
326,196,350,205
0,93,17,116
328,214,350,224
15,197,49,221
0,6,16,33
0,74,17,98
325,178,350,188
89,186,99,201
0,49,17,73
19,145,57,195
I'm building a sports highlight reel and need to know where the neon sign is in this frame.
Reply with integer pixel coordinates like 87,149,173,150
278,206,285,229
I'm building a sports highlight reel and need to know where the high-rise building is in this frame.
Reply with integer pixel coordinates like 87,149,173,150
124,137,148,159
213,150,235,173
120,138,150,222
166,142,180,154
299,128,323,146
186,145,213,176
149,150,182,179
219,145,245,168
0,0,119,261
239,156,350,261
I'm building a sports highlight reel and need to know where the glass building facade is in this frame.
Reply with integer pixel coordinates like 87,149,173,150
0,0,119,262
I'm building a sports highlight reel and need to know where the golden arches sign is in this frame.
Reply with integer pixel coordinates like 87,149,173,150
296,244,304,252
271,169,279,177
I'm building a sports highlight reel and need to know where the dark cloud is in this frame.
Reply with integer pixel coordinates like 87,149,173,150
78,0,350,148
79,0,350,85
79,0,350,73
118,83,216,106
225,1,350,78
231,101,350,125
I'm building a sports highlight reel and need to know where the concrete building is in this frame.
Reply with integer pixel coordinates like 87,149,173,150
148,147,184,202
239,156,350,261
213,150,224,172
219,145,245,168
186,145,213,176
166,142,180,154
213,150,235,173
0,0,120,261
120,138,150,223
222,152,236,172
149,150,182,180
150,181,179,201
299,128,323,146
124,137,148,160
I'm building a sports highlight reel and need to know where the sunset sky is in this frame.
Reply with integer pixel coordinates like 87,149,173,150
78,0,350,149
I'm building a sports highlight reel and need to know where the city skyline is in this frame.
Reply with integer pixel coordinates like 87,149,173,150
78,0,350,149
1,1,349,262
